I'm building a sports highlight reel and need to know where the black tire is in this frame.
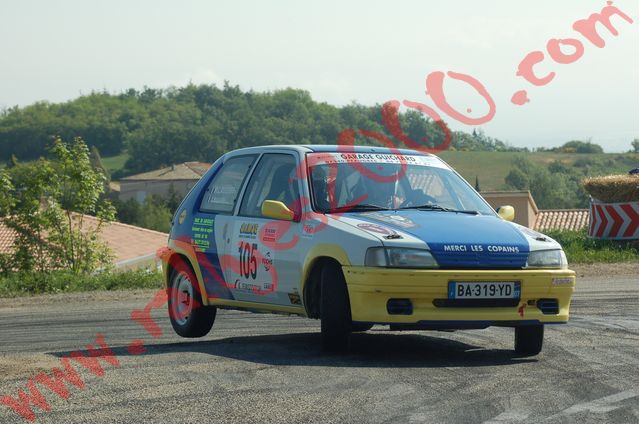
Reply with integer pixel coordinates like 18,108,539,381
168,260,216,338
514,325,544,356
320,262,352,352
351,323,374,332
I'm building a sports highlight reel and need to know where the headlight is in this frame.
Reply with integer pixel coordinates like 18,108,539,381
526,249,568,269
365,247,439,268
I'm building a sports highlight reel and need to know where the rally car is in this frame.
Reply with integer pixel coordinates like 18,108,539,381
159,145,576,356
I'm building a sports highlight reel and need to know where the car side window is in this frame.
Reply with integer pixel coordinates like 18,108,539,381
200,155,256,214
239,153,300,217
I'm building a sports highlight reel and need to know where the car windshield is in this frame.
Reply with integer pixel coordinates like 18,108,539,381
307,152,495,215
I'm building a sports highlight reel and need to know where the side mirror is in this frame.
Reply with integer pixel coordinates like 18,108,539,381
496,205,515,222
262,200,295,221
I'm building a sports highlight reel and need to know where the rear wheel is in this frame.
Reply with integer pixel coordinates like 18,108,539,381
320,262,352,352
514,325,544,356
168,260,216,338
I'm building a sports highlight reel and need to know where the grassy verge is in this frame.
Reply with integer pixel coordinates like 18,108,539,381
0,269,163,298
546,229,639,264
102,152,130,174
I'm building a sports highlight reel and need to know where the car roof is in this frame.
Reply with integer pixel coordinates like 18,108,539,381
302,144,429,156
224,144,432,157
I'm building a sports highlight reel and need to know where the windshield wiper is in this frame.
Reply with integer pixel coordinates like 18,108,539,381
398,204,479,215
326,204,391,213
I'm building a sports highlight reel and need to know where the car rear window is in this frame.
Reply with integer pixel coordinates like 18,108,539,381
200,155,256,214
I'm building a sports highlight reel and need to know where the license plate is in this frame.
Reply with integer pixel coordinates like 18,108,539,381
448,281,520,299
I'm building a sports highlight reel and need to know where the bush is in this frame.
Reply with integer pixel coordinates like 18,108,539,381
546,229,639,264
113,195,172,233
505,156,589,209
556,140,604,154
0,269,163,297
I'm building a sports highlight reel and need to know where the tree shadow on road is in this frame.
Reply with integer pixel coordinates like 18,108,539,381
52,330,536,368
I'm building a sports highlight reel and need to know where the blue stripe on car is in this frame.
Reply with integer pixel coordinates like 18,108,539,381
351,210,531,268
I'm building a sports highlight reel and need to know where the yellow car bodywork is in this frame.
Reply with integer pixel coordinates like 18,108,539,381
344,267,575,325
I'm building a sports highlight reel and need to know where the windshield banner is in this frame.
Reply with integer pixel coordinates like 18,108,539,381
307,152,448,169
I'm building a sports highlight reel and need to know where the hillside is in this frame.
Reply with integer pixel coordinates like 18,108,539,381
2,83,636,210
100,149,638,196
438,151,639,191
0,83,520,177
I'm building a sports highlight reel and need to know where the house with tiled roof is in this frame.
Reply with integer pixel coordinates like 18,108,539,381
533,209,590,232
119,162,210,202
481,191,539,228
0,223,16,257
0,216,168,271
481,190,589,232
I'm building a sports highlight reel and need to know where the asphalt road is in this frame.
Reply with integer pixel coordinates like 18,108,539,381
0,274,637,423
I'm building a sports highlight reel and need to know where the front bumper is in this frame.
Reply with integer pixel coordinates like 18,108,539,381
343,267,575,327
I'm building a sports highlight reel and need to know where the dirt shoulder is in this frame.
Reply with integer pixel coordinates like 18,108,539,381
0,263,636,306
0,288,159,308
570,262,639,278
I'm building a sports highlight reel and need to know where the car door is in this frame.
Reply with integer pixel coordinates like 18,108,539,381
226,152,304,306
194,154,257,301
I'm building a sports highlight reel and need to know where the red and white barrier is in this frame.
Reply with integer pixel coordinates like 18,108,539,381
589,201,639,240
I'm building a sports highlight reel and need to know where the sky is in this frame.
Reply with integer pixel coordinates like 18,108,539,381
0,0,638,152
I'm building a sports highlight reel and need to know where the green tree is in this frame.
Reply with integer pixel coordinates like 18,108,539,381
166,183,183,213
0,170,15,275
1,82,528,175
505,167,529,190
504,156,588,209
113,195,172,232
7,154,19,168
114,198,142,224
48,137,116,273
4,137,115,274
632,138,639,153
4,159,59,272
556,140,604,154
0,169,13,215
138,195,172,232
89,145,110,183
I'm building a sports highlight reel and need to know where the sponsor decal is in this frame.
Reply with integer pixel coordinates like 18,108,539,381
443,244,482,252
191,217,214,249
552,277,574,286
517,225,549,241
236,281,262,291
487,245,520,253
193,217,213,226
307,152,447,169
261,251,273,272
356,223,398,235
178,209,187,225
518,303,527,318
361,212,419,229
301,218,324,239
442,244,520,253
239,222,259,239
261,227,278,242
302,223,315,238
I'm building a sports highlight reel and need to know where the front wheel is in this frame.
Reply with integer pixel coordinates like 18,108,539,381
320,262,352,352
514,325,544,356
351,323,374,332
168,260,216,338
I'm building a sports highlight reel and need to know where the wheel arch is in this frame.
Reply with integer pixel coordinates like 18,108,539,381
162,247,210,306
301,245,351,319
